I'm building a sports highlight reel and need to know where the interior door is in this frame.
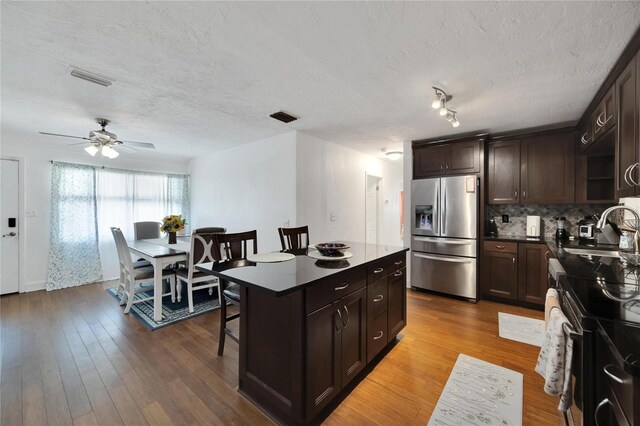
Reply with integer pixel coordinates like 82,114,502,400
1,159,20,295
440,176,477,239
411,178,440,236
365,175,381,245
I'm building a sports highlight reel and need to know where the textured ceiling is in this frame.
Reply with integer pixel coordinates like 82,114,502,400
2,2,639,159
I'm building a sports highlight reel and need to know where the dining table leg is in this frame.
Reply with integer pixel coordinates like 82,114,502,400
153,258,163,322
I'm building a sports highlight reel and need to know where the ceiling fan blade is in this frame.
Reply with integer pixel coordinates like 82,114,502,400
120,140,155,149
66,142,92,146
39,132,90,140
118,144,139,152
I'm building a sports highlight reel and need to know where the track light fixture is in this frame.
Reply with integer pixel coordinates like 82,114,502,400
431,86,460,128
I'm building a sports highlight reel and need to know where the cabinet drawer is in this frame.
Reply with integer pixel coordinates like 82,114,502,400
367,252,406,283
483,241,518,253
367,313,387,363
367,278,388,320
306,267,366,314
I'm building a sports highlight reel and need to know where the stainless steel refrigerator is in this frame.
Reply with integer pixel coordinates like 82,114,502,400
410,176,479,300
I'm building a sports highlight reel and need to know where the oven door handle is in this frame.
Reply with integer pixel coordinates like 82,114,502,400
562,322,582,340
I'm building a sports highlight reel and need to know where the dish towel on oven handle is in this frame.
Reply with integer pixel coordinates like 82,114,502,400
535,289,574,412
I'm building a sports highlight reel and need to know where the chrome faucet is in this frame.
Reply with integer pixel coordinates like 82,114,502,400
597,205,640,254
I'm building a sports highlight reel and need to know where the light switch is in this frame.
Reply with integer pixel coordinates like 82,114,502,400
26,209,37,218
283,219,290,227
330,212,336,222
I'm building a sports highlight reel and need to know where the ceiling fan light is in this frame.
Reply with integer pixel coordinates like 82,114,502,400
84,145,99,156
385,151,403,161
101,145,119,158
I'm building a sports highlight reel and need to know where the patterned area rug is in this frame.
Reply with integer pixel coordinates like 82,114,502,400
428,354,523,426
498,312,545,347
106,284,221,330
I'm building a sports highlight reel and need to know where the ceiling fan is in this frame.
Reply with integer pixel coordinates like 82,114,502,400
39,118,155,159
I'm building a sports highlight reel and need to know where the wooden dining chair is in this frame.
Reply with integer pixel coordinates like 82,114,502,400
110,227,176,313
133,221,161,240
176,228,226,313
214,230,258,356
278,225,310,250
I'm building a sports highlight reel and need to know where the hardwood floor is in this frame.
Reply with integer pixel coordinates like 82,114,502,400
0,282,563,425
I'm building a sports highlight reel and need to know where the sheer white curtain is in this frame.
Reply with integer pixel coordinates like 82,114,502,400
47,162,190,289
96,168,189,279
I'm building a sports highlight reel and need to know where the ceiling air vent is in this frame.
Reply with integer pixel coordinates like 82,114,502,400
70,67,115,87
269,111,298,123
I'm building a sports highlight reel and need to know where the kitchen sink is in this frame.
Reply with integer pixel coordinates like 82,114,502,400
563,248,620,258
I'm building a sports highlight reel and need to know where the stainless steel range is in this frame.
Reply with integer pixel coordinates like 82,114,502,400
410,176,479,301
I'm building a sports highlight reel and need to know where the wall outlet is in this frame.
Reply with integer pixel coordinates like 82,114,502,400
501,214,509,223
330,212,336,222
283,219,290,227
26,209,37,218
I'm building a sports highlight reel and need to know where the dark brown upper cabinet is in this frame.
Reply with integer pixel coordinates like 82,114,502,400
578,119,594,152
488,139,520,204
488,131,574,204
520,132,575,204
615,52,639,199
593,86,617,140
413,139,481,178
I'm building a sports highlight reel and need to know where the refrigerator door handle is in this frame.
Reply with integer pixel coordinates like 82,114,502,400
434,181,440,235
413,237,473,245
413,253,473,264
441,183,446,235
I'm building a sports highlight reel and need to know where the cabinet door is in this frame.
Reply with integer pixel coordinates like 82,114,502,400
603,86,617,132
615,57,637,199
488,140,520,204
483,250,518,300
593,100,607,140
517,244,548,306
578,120,594,152
340,287,367,387
520,132,575,204
367,274,388,321
446,140,480,174
413,144,446,178
306,301,341,418
387,268,407,342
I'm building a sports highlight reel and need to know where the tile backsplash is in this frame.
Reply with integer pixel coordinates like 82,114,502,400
487,204,614,238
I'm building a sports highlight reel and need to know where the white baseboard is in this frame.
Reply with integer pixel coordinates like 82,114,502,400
22,280,45,293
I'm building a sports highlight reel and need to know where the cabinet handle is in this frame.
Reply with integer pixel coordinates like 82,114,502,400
594,398,610,426
394,260,403,266
603,364,625,384
394,270,403,277
596,112,606,127
336,309,343,333
446,164,449,170
514,189,518,199
373,268,384,274
373,295,384,302
512,258,516,270
629,163,640,186
522,189,526,199
373,331,384,340
334,283,349,291
440,164,443,170
580,133,589,144
545,250,551,263
342,305,349,328
495,245,505,250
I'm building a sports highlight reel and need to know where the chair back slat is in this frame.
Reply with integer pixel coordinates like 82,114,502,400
278,226,309,250
214,230,258,261
190,229,226,268
134,221,160,240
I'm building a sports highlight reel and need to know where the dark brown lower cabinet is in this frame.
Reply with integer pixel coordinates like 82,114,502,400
340,288,367,386
387,268,407,341
482,241,549,308
483,249,518,300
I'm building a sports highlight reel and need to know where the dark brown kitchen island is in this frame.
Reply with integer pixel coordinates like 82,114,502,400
197,243,408,425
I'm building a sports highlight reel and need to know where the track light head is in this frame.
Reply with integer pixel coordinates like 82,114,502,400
451,117,460,128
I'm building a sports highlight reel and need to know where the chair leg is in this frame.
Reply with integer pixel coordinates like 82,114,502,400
188,281,195,314
170,276,176,303
176,279,183,302
217,283,227,356
124,284,135,314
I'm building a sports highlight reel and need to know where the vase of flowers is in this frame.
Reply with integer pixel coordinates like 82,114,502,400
161,215,186,244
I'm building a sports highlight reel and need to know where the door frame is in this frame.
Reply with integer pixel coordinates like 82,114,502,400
365,173,382,246
1,156,25,293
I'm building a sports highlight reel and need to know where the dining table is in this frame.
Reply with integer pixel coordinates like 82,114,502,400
126,236,190,321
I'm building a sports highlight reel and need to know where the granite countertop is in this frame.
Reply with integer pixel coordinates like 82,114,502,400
196,242,408,297
483,235,548,244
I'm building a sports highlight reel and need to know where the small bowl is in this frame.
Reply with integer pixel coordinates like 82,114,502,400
620,252,640,267
315,242,351,257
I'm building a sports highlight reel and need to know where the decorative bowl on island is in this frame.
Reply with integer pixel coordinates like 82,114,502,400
314,242,351,257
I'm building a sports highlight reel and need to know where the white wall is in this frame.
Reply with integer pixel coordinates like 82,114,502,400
402,139,413,285
0,132,189,292
296,132,404,247
189,132,297,252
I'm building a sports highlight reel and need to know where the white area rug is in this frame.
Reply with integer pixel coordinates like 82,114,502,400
428,354,523,426
498,312,545,347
